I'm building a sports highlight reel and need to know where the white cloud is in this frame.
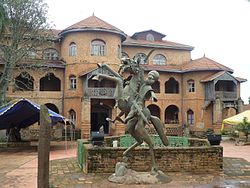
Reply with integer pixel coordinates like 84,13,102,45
45,0,250,103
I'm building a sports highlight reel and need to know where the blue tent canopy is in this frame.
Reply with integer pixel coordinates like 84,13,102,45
0,98,65,130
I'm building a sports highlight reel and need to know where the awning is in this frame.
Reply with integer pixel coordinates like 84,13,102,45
221,110,250,130
0,98,65,130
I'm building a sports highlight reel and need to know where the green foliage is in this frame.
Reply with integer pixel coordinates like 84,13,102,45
0,0,52,105
205,128,215,135
220,129,228,135
236,117,250,133
235,117,250,141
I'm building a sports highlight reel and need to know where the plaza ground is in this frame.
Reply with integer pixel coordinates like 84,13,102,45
0,140,249,188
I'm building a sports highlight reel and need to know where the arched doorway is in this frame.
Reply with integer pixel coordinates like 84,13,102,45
40,73,61,91
91,103,112,134
44,103,59,113
165,105,179,124
147,104,161,119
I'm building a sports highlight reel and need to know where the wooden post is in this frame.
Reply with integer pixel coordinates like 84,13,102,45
38,105,51,188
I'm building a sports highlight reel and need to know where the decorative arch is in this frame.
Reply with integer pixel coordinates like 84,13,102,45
45,103,59,114
15,72,34,91
165,105,179,124
40,73,61,91
147,104,161,119
165,77,179,93
146,33,154,41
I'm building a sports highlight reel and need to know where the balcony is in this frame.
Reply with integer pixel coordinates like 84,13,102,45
215,91,237,100
87,87,115,99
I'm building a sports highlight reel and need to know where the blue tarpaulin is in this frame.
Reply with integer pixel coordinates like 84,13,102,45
0,98,65,130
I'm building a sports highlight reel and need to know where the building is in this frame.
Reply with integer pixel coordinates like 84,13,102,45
1,15,247,138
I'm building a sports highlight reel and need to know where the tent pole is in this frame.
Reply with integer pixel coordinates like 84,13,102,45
65,122,67,153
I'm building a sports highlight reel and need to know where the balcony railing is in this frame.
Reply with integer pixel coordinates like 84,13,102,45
215,91,237,100
87,87,115,99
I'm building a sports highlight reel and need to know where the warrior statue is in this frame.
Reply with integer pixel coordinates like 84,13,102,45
92,54,169,173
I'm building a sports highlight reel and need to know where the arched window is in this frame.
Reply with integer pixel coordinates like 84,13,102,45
146,33,154,41
43,48,59,60
45,103,59,113
165,77,179,93
187,79,195,92
153,54,166,65
165,105,179,124
152,80,160,93
91,39,106,56
69,109,76,126
69,75,77,90
121,52,129,59
147,104,161,119
187,109,194,125
15,72,34,91
27,48,37,59
69,42,77,56
134,53,147,64
40,73,61,91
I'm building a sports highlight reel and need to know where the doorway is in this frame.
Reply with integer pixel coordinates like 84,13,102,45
91,103,111,134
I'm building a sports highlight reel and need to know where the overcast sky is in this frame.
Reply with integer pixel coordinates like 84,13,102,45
45,0,250,103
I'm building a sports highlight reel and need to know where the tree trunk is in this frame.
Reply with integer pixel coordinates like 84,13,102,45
37,105,51,188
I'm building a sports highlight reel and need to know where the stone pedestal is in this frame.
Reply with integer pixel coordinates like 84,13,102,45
108,162,172,184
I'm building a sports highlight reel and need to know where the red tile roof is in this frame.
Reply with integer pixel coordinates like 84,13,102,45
181,57,233,73
59,15,126,40
200,71,226,82
200,71,247,83
143,56,234,74
122,36,193,51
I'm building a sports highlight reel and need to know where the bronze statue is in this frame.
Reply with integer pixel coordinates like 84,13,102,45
93,55,169,173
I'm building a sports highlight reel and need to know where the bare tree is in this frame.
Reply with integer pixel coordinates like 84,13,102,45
0,0,53,106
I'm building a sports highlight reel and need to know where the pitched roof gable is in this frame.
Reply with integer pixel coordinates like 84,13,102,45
132,30,166,39
79,64,120,78
201,71,247,83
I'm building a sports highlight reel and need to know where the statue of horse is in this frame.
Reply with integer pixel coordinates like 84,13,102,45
92,55,169,173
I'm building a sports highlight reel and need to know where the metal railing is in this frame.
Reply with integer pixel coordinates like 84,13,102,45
215,91,237,99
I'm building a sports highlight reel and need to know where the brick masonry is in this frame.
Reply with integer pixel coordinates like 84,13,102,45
82,144,223,173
